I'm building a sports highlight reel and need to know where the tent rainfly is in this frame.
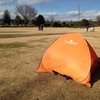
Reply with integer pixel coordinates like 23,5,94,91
37,33,99,87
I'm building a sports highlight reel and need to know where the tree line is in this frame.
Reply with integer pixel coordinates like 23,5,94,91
0,4,100,28
0,4,45,27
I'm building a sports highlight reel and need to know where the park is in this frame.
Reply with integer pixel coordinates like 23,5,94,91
0,27,100,100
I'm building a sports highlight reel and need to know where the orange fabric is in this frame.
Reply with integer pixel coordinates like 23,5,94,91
37,33,99,87
37,61,47,72
86,41,99,71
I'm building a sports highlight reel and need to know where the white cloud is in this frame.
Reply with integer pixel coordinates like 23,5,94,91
0,7,100,21
0,5,15,19
81,10,100,20
0,0,13,4
41,10,100,21
0,5,15,12
17,0,54,4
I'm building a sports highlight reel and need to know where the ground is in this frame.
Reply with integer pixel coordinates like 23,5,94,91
0,27,100,100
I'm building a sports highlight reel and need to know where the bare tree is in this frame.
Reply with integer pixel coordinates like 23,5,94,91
16,4,37,20
49,14,54,27
96,15,100,26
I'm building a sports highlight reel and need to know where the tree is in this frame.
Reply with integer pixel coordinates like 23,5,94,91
89,19,93,26
16,4,37,25
96,15,100,26
68,20,74,27
52,22,59,27
57,20,63,27
80,19,89,27
14,15,22,26
23,16,28,26
16,4,37,20
62,21,66,27
45,20,51,27
49,15,54,27
2,9,11,25
36,14,45,26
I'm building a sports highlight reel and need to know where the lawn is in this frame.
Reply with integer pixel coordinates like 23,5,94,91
0,27,100,100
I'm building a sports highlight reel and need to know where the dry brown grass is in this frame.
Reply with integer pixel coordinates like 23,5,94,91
0,27,100,100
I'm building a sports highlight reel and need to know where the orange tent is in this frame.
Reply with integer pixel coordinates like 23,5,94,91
37,33,99,87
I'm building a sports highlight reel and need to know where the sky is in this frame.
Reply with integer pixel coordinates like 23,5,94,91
0,0,100,21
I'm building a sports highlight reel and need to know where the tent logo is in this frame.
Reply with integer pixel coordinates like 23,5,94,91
64,40,78,45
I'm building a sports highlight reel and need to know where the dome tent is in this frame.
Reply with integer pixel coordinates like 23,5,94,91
37,33,99,87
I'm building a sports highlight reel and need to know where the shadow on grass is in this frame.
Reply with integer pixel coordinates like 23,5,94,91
0,33,65,39
91,57,100,87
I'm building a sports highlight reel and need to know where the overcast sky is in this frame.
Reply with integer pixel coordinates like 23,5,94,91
0,0,100,21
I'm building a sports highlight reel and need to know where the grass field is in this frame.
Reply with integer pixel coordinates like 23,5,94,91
0,27,100,100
